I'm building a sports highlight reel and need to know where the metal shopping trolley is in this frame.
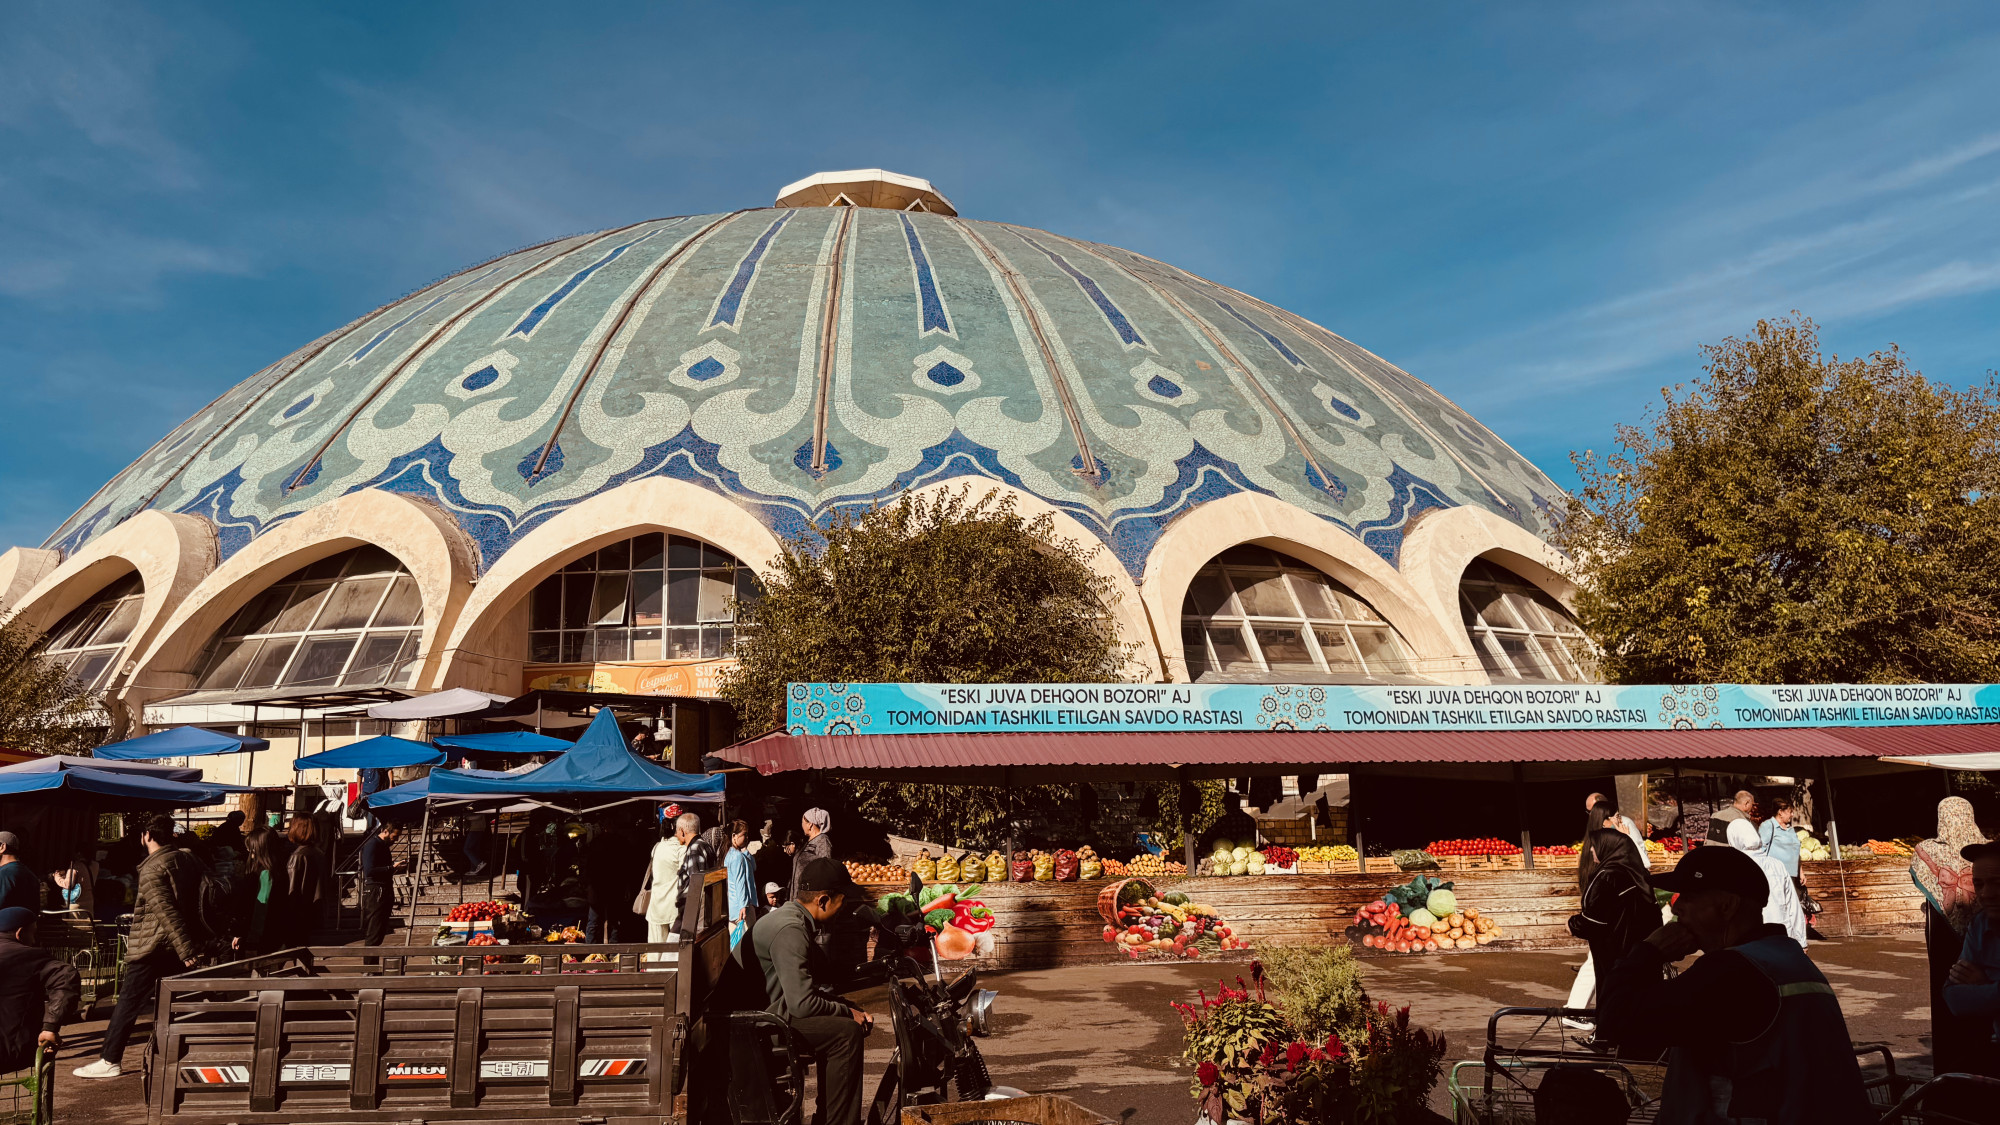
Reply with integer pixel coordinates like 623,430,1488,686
1447,1007,1664,1124
0,1046,55,1125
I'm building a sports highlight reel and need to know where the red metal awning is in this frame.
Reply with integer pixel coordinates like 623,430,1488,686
714,724,2000,782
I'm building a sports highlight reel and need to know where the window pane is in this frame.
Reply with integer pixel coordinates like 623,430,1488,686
1253,626,1314,670
1537,636,1578,678
597,539,630,570
72,652,115,693
316,576,389,630
1314,627,1361,673
1474,634,1512,679
92,597,143,646
300,555,348,581
593,628,630,662
700,627,725,659
1286,573,1338,619
54,606,111,650
373,576,423,627
1502,591,1550,632
667,535,702,569
243,637,299,688
227,587,291,637
632,571,664,627
1206,624,1257,672
560,631,587,663
529,631,560,663
734,568,763,609
199,639,257,690
272,582,335,633
590,573,630,626
633,533,664,570
702,542,734,568
697,569,733,622
387,633,422,686
1230,571,1297,617
531,580,562,630
1184,570,1236,616
1494,633,1550,680
1462,585,1519,630
561,574,593,628
1181,623,1211,678
668,627,701,659
666,570,698,625
1335,590,1384,623
1350,626,1405,675
346,634,406,685
631,628,662,661
561,552,594,573
286,636,357,686
1533,592,1584,634
344,546,399,576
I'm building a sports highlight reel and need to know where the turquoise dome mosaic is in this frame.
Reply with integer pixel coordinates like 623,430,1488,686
46,178,1563,580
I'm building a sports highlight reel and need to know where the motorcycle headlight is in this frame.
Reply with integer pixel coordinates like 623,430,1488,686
967,989,998,1037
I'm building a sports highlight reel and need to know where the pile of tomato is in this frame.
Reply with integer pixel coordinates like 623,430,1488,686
1425,837,1522,857
1349,900,1440,953
1531,845,1578,856
447,901,509,923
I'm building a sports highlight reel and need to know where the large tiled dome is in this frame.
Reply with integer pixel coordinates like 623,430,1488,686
47,171,1560,581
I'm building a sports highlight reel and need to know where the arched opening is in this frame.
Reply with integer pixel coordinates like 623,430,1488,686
524,532,758,666
191,546,425,691
1180,545,1419,681
41,572,146,694
1457,555,1594,682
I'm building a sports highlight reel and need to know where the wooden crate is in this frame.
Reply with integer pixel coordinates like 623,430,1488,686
902,1094,1111,1125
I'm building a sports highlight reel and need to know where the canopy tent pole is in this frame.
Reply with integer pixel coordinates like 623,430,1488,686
1819,759,1855,938
1671,763,1685,852
1513,764,1534,872
491,825,509,901
403,800,434,946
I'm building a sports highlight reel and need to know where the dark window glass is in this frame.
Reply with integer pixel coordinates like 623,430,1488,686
1315,627,1360,672
700,627,725,659
387,633,422,686
1185,571,1236,616
529,631,560,663
300,555,348,581
72,652,116,692
698,570,733,622
668,627,701,659
1206,624,1255,672
561,574,593,628
597,539,631,570
734,569,763,608
632,571,664,627
531,582,562,631
373,576,423,628
317,577,389,630
632,533,664,570
272,582,335,633
560,631,587,663
351,633,410,684
666,570,698,625
1181,623,1211,677
92,597,142,646
1254,626,1313,669
245,638,298,687
594,629,630,662
562,552,594,573
287,636,357,686
1230,571,1296,617
345,546,400,576
667,535,702,569
199,639,258,690
227,587,291,637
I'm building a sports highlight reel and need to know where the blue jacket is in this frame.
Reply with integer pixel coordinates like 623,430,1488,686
1945,910,2000,1042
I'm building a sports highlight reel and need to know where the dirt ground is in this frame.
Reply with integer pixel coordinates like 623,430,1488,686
38,932,1934,1123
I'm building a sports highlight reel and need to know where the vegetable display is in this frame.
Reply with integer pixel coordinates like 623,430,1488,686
1343,874,1504,953
446,900,511,923
874,882,998,960
1297,845,1358,862
1100,878,1242,958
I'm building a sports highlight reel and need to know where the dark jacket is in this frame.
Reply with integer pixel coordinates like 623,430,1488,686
750,901,851,1021
0,934,80,1071
787,833,832,903
128,846,206,963
673,837,718,937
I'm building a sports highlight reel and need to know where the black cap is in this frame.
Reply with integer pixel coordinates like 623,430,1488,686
1963,843,2000,865
1650,843,1768,907
795,857,861,899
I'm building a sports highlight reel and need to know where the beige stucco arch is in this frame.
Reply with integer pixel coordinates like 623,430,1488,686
124,489,479,708
9,511,218,697
1141,491,1478,683
899,478,1163,682
436,478,790,695
0,547,61,616
1398,504,1578,655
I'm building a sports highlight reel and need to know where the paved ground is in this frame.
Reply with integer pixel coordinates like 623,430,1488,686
39,933,1933,1123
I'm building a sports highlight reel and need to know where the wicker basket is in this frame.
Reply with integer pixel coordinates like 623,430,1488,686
902,1094,1111,1125
1095,877,1157,923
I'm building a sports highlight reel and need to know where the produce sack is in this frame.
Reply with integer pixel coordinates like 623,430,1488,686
936,854,961,883
1053,849,1079,881
1080,858,1103,880
913,853,936,881
1011,854,1035,882
985,853,1008,882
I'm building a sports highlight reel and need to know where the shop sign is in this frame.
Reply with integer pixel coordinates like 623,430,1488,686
524,658,734,698
785,681,2000,736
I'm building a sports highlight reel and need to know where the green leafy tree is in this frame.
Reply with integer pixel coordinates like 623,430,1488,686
720,487,1154,845
0,618,99,756
1554,316,2000,683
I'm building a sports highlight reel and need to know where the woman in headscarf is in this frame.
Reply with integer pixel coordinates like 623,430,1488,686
1566,808,1657,1042
1911,796,1990,1076
1727,818,1805,947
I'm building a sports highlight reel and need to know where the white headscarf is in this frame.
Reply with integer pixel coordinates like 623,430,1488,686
1728,818,1806,947
803,808,831,831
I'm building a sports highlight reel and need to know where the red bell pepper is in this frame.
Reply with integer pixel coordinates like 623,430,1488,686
950,901,996,934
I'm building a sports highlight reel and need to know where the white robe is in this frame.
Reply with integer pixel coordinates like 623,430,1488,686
644,837,687,936
1727,818,1806,947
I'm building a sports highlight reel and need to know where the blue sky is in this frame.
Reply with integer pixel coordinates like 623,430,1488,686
4,1,1998,551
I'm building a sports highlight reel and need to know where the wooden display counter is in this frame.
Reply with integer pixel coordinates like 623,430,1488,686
861,853,1921,972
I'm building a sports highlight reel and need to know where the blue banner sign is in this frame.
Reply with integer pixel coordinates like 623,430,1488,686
786,682,2000,736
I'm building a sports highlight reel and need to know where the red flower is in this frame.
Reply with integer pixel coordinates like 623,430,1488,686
1323,1033,1347,1060
1258,1043,1279,1068
1285,1041,1308,1070
1196,1061,1220,1087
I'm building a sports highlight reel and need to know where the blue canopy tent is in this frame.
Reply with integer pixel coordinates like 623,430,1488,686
378,708,722,944
360,767,532,819
95,726,271,760
0,759,246,810
294,736,445,770
2,756,206,783
430,731,573,756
